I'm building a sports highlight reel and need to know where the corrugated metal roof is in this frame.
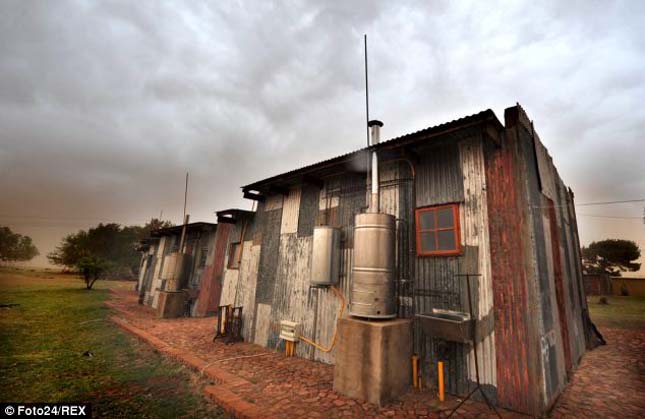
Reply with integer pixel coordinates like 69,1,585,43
151,222,217,237
243,109,501,190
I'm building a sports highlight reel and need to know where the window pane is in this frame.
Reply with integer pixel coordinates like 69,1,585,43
438,230,456,251
419,210,435,230
437,207,454,229
420,232,436,252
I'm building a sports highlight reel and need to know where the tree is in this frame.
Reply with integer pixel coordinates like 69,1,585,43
582,239,641,276
77,255,112,290
47,218,173,281
0,226,39,263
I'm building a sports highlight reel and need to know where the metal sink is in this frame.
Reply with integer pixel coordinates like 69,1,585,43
416,308,473,343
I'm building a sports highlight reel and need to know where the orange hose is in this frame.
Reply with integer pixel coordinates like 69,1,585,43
297,286,345,353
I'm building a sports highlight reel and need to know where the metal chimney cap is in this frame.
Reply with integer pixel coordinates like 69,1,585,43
368,120,384,127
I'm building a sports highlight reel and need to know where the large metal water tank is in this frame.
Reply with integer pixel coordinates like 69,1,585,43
350,212,396,319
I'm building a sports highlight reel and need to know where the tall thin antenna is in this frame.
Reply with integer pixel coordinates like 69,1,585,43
183,172,189,220
364,34,370,148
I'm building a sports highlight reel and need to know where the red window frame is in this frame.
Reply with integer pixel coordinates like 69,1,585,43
415,204,461,256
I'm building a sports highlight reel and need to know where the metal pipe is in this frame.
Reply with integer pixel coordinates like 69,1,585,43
368,120,383,213
438,361,445,402
412,354,419,389
179,214,190,253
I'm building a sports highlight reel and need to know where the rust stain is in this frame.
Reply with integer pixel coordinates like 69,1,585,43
485,136,531,413
548,199,573,374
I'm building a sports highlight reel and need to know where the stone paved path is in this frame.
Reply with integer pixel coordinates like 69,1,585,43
549,327,644,418
108,290,644,418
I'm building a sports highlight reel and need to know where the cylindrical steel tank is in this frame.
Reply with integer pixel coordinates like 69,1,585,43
350,212,396,319
311,226,341,286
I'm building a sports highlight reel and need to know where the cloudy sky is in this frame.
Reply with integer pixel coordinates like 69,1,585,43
1,0,643,273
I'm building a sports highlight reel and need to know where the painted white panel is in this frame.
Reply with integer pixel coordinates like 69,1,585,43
254,303,272,347
234,242,261,341
150,237,167,309
459,137,496,387
269,235,317,359
280,188,301,234
220,269,239,306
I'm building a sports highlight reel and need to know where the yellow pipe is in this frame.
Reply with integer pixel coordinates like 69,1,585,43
438,361,445,402
412,354,419,389
298,286,346,352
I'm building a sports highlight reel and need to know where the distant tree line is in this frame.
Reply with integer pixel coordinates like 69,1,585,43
48,218,173,288
0,226,39,263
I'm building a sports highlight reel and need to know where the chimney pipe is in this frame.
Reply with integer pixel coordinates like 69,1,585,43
368,120,383,213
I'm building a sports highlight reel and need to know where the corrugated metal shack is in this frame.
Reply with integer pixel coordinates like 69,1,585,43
137,222,232,317
212,103,591,415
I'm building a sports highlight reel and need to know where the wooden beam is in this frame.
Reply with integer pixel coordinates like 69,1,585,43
243,190,265,202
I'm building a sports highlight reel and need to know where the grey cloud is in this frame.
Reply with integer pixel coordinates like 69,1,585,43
0,0,643,271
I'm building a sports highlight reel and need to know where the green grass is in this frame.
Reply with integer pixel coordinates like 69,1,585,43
588,295,645,330
0,268,226,418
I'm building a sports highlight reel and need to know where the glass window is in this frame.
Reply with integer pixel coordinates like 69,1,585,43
415,204,460,256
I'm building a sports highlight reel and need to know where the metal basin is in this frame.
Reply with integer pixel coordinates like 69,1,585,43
416,308,473,343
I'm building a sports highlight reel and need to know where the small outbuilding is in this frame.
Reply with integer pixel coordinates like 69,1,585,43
136,222,232,317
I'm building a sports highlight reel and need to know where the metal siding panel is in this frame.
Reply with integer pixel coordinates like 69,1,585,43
194,224,232,316
415,142,464,207
220,269,239,306
413,140,471,395
235,242,261,341
297,184,320,237
150,237,167,309
267,234,315,358
255,207,282,304
460,137,497,393
280,187,301,234
484,130,534,413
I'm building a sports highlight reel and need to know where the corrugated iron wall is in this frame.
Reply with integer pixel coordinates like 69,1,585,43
484,122,536,414
413,135,496,399
486,105,589,414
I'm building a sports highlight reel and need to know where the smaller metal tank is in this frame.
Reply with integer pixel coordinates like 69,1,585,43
311,226,341,286
350,212,396,319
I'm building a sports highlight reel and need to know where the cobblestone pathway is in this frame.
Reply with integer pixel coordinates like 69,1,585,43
108,290,644,418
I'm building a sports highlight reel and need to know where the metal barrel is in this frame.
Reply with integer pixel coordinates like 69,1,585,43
350,212,396,319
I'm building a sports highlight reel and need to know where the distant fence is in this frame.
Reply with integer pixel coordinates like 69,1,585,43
610,277,645,297
583,274,612,296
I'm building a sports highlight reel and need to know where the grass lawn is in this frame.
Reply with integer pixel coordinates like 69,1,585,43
0,267,226,418
587,295,645,330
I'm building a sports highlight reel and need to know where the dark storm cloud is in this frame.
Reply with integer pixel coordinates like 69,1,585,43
1,0,644,269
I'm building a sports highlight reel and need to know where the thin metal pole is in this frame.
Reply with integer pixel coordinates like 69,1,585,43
364,34,371,207
364,34,370,148
183,172,189,220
